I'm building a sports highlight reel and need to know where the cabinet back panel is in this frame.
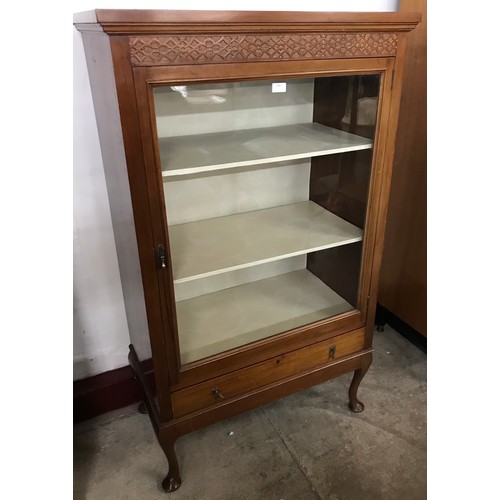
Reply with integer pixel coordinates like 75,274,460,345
163,160,310,225
174,255,306,302
154,79,314,138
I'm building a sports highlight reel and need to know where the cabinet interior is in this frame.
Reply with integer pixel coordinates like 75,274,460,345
154,75,379,364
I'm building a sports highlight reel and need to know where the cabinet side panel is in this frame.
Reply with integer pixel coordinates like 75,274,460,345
80,31,151,361
308,76,377,308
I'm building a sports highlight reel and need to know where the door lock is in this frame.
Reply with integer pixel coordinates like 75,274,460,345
157,244,167,269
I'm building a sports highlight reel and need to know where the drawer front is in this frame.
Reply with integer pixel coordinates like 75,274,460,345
171,328,364,417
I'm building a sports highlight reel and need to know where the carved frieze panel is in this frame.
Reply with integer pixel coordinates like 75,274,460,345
130,32,397,66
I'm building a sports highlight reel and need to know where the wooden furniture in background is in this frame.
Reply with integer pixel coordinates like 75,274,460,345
74,10,419,492
378,0,427,337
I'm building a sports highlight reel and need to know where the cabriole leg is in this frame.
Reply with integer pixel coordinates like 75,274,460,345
348,353,373,413
159,429,181,493
129,345,181,492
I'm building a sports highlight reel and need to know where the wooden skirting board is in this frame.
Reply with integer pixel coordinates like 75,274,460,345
375,304,427,353
73,358,155,423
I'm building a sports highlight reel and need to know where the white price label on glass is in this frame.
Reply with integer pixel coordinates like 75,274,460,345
272,82,287,93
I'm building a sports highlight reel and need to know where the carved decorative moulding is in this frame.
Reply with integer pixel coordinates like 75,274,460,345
129,32,398,66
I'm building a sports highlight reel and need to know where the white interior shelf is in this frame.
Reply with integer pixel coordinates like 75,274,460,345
177,269,353,364
159,122,372,177
169,200,363,283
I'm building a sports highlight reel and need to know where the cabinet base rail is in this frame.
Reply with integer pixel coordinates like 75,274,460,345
129,343,373,493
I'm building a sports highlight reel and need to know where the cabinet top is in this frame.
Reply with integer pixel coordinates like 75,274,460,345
73,9,421,34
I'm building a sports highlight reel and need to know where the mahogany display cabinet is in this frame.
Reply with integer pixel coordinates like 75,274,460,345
74,9,419,492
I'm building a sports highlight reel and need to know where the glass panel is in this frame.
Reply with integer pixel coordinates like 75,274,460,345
153,75,380,364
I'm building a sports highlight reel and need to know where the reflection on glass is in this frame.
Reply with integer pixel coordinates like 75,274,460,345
153,75,380,364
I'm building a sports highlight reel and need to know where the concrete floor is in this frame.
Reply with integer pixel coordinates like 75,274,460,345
74,326,426,499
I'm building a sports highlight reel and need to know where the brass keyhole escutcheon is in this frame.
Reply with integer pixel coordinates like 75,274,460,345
329,345,336,359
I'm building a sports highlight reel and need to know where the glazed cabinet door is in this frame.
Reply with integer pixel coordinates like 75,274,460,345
133,61,394,378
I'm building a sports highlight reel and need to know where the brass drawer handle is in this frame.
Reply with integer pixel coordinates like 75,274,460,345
212,387,224,399
329,345,336,359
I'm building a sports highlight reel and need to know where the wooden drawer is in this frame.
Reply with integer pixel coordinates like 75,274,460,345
171,328,364,417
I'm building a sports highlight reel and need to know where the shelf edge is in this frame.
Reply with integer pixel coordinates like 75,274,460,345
173,235,363,284
162,144,373,178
